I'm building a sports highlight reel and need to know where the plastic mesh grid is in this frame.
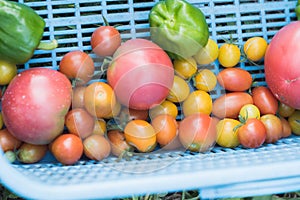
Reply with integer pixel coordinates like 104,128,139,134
1,0,299,199
12,136,300,185
17,0,297,97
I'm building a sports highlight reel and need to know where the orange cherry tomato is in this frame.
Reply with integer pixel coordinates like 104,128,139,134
124,120,156,153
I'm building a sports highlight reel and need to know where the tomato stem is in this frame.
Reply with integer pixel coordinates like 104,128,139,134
92,57,112,79
102,14,110,26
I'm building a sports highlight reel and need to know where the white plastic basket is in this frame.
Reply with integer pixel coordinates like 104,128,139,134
0,0,299,199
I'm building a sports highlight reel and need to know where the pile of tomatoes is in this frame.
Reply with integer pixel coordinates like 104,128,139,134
1,23,300,166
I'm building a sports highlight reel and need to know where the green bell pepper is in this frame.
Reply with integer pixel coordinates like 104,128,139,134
296,0,300,20
0,0,57,65
149,0,209,60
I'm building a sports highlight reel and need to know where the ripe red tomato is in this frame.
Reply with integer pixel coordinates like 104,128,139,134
251,86,278,115
65,108,95,139
238,118,266,148
178,113,217,152
260,114,282,143
212,92,253,119
2,68,72,145
17,143,48,164
51,134,83,165
59,51,95,85
0,129,22,152
91,26,121,57
107,38,174,110
264,21,300,109
72,86,86,109
151,114,178,147
217,68,252,92
83,134,111,161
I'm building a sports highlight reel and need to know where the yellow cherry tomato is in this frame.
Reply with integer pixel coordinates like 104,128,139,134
149,100,178,120
218,43,241,68
0,61,17,85
193,69,217,92
92,118,107,135
243,37,268,62
194,38,219,65
288,110,300,135
182,90,212,116
216,118,241,148
173,57,197,80
167,75,190,103
239,104,261,120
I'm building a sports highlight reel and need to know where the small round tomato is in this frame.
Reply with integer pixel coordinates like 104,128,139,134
151,114,178,147
5,151,16,163
239,104,260,120
0,129,22,152
84,81,116,118
17,143,48,164
182,90,212,117
238,118,266,148
65,108,95,139
92,118,107,135
72,86,86,109
218,43,241,68
193,69,217,92
178,113,217,152
193,38,219,65
252,86,278,115
124,119,156,153
149,100,178,120
217,68,252,92
278,102,295,118
167,75,190,103
216,118,241,148
51,133,83,165
107,129,133,157
288,110,300,135
0,61,17,86
212,92,253,119
59,51,95,85
243,37,268,62
83,134,111,161
91,26,121,57
173,57,197,80
260,114,282,143
280,117,292,138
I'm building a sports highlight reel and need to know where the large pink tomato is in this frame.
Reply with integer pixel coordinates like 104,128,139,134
264,21,300,109
1,68,72,145
107,38,174,110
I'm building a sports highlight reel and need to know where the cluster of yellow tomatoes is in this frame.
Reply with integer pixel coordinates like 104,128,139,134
171,36,300,150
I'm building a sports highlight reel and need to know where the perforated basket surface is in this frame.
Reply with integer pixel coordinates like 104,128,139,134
0,0,300,199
